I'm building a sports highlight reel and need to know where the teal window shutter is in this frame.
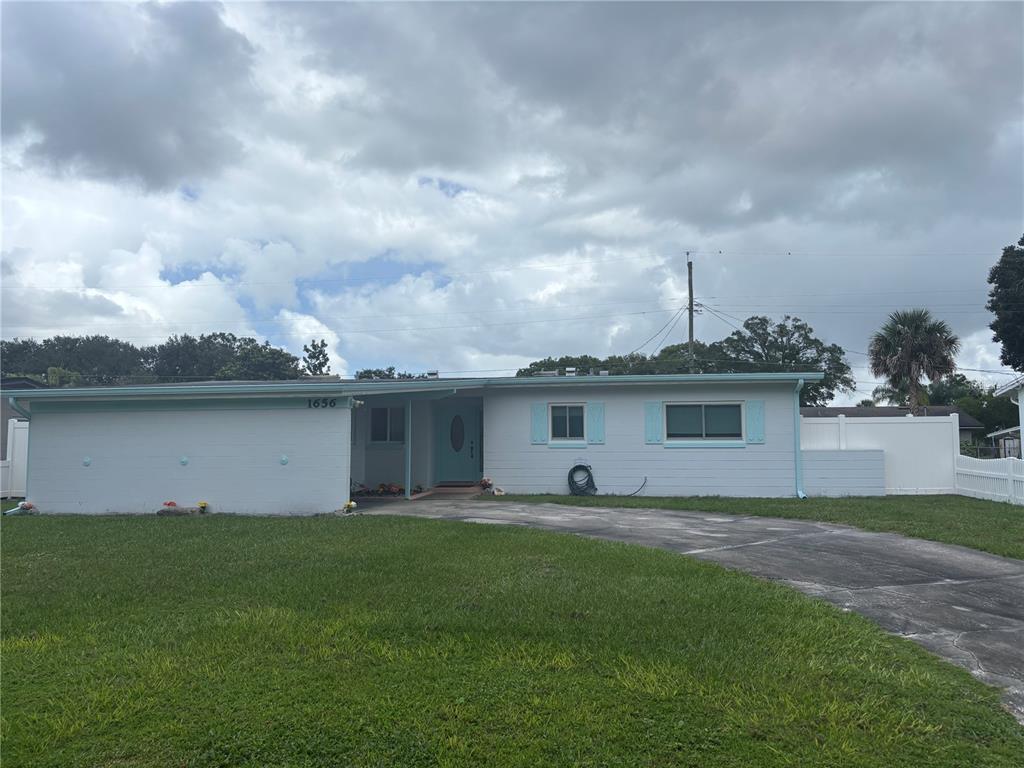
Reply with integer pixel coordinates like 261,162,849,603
644,401,663,444
586,402,605,444
530,403,548,444
745,400,765,444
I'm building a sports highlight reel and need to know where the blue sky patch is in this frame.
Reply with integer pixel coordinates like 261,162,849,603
418,176,470,198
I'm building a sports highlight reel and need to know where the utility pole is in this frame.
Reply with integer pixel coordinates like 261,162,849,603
687,252,695,373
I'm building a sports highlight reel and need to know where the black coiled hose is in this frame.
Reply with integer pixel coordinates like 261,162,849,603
568,464,598,496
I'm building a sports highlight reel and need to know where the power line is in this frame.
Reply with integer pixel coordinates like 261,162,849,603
628,306,687,355
2,306,687,345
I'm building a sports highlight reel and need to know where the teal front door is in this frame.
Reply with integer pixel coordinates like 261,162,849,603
435,400,482,483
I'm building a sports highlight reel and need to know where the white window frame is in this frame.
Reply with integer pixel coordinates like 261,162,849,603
369,406,406,444
664,401,744,442
549,402,586,442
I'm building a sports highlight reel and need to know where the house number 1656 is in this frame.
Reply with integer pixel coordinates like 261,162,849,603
308,398,337,408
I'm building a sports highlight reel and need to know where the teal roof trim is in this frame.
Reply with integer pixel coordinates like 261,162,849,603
5,372,826,403
4,381,351,400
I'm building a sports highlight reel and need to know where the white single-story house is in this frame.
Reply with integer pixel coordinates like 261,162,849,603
7,371,889,514
992,375,1023,459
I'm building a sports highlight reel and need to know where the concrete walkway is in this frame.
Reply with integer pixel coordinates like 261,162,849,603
368,499,1024,721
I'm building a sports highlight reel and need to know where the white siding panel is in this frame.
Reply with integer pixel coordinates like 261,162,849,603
27,405,350,515
801,416,957,494
802,450,885,497
483,383,797,497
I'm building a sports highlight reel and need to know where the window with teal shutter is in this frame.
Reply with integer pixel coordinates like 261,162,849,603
586,402,604,444
644,402,663,444
530,403,548,444
745,400,765,444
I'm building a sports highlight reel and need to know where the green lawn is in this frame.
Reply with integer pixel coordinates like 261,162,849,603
485,494,1024,560
3,516,1023,766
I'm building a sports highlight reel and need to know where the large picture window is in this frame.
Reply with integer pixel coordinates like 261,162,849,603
550,404,585,440
370,406,405,443
665,403,742,440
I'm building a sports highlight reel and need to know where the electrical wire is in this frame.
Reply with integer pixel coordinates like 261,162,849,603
627,305,687,355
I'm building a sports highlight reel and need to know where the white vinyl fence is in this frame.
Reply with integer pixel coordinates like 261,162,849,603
801,414,960,495
1,419,29,498
955,454,1024,504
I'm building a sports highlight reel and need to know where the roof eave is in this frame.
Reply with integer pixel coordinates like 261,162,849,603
995,375,1024,397
4,371,827,402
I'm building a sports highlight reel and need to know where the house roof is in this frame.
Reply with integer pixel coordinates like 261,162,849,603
995,375,1024,397
6,371,825,406
800,405,984,429
0,376,45,390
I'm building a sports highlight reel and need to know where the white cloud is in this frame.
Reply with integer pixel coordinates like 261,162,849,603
276,309,347,377
2,1,1021,392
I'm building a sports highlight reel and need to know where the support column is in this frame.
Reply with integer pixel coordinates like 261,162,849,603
404,400,413,500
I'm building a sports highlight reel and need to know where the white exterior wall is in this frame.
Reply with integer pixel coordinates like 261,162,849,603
351,398,433,489
802,450,885,496
27,403,351,514
801,415,958,494
483,383,798,497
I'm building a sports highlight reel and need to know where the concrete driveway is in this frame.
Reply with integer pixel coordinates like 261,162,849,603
368,498,1024,721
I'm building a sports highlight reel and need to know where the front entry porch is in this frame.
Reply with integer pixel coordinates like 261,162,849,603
350,391,483,500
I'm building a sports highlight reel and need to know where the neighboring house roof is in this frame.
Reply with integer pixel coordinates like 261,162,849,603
0,376,44,390
6,372,826,406
987,425,1021,439
995,375,1024,397
800,405,984,430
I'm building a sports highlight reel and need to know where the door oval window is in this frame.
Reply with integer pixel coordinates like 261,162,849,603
450,415,465,452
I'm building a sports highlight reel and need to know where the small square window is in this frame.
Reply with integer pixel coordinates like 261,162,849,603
550,404,584,440
370,406,405,443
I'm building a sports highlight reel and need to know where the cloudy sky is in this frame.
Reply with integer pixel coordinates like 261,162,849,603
2,1,1022,400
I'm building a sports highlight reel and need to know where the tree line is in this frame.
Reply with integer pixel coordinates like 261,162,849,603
0,333,308,385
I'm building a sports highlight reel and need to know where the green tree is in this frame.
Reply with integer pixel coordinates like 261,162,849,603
925,373,985,405
1,335,146,384
45,366,83,388
868,309,960,411
952,387,1019,436
986,234,1024,371
514,317,851,405
516,355,605,377
302,339,331,376
149,333,240,380
354,367,425,380
870,383,912,407
213,338,301,380
709,316,854,406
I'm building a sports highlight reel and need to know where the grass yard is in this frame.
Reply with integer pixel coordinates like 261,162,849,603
3,515,1023,767
486,494,1024,560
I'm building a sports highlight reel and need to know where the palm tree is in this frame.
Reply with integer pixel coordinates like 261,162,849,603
868,309,960,412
